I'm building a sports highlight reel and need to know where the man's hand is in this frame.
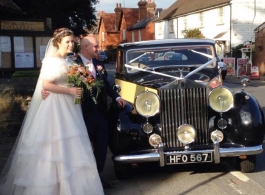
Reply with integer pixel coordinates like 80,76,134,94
116,98,126,108
41,89,50,100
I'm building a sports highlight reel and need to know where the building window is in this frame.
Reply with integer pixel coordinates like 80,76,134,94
132,31,135,42
122,29,126,40
158,23,162,35
199,12,203,27
183,17,187,29
169,19,174,33
102,32,105,42
217,7,224,24
138,29,142,41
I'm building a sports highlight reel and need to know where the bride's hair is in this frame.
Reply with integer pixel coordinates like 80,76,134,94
52,27,73,48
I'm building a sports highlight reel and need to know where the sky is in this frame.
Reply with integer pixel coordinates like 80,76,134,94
95,0,176,13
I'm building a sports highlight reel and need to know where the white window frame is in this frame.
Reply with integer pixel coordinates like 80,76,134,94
122,29,126,40
199,12,203,27
183,17,187,29
158,23,162,35
132,31,135,42
138,29,142,41
217,7,224,25
102,32,105,42
169,19,174,33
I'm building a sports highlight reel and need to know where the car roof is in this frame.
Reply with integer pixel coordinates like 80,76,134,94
118,38,215,49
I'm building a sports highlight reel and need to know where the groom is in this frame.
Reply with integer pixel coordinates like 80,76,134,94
77,35,126,176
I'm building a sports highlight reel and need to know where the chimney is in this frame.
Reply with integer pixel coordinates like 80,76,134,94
97,11,105,19
147,0,156,18
138,0,147,20
114,3,122,31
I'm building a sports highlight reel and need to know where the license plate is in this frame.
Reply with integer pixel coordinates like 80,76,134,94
166,152,212,164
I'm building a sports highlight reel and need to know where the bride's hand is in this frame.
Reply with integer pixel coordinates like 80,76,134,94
70,87,82,96
41,89,50,100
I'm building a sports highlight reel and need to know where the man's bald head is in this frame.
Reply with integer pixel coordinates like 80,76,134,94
79,35,99,59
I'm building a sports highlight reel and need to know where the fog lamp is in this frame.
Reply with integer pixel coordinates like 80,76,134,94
149,134,162,148
217,118,228,129
143,122,153,134
177,124,196,144
211,130,224,143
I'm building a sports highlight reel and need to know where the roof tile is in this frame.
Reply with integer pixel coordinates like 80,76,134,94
102,13,116,32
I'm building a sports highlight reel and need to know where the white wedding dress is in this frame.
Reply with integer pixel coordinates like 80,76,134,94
0,57,104,195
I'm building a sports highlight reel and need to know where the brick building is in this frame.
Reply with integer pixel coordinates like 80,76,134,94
254,22,265,75
97,0,160,51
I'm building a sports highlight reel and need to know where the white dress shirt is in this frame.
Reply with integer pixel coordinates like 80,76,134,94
80,54,96,78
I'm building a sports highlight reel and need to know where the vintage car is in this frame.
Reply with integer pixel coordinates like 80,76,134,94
107,39,265,179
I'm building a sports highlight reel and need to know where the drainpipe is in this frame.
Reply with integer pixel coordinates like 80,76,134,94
176,18,179,39
229,2,232,57
249,0,256,70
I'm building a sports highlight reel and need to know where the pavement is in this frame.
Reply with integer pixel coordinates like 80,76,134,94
224,74,265,87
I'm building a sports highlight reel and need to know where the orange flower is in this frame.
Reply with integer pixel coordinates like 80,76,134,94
67,65,104,104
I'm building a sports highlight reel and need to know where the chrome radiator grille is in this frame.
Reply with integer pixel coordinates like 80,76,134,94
159,87,209,148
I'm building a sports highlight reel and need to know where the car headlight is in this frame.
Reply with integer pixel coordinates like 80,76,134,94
209,86,234,112
177,124,196,144
135,90,160,117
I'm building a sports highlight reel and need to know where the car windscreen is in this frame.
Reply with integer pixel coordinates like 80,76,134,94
125,45,216,74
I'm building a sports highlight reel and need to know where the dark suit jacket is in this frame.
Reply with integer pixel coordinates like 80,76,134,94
74,55,119,113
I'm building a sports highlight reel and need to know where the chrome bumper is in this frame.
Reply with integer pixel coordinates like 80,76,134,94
114,142,263,167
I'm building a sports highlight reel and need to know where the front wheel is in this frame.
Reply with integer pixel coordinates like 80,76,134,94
236,155,256,173
114,162,132,180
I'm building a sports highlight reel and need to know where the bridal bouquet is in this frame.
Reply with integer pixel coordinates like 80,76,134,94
67,65,104,104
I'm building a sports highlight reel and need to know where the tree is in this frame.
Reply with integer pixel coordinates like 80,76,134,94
182,28,205,38
11,0,99,35
231,44,244,58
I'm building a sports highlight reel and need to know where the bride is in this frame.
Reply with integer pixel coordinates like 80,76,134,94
0,28,104,195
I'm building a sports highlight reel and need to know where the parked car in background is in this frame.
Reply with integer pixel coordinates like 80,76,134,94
99,51,108,63
138,53,151,62
107,39,265,179
154,51,175,61
170,52,188,61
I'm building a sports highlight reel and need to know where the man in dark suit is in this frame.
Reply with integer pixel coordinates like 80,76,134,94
76,35,126,177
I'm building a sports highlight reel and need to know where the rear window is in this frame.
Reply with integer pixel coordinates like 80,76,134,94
125,45,216,74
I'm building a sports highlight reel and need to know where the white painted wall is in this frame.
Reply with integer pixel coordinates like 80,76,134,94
155,0,265,52
231,0,265,46
155,20,168,39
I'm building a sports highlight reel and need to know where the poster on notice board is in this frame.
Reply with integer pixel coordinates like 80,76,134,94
223,58,235,75
237,58,247,77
